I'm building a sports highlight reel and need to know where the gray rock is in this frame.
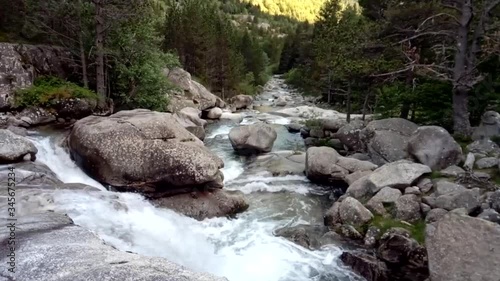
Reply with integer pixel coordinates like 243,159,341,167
320,118,347,132
309,128,325,138
338,224,364,240
434,188,481,213
207,107,223,119
491,191,500,213
394,194,422,222
463,152,475,171
285,123,302,133
274,224,332,249
324,202,341,227
477,209,500,224
475,157,498,169
426,213,500,281
0,129,37,163
467,139,500,157
68,109,224,197
174,107,207,140
336,157,378,173
334,119,365,152
422,196,437,208
345,170,372,185
349,153,371,161
305,147,348,184
405,186,421,195
154,190,248,220
339,197,374,226
420,203,431,216
417,178,433,193
6,125,27,136
439,165,465,177
0,162,62,186
0,212,225,281
229,94,253,110
365,187,402,216
364,226,382,248
434,180,466,196
229,123,277,155
376,233,420,264
340,252,390,281
472,111,500,141
345,176,376,201
408,126,462,170
473,171,491,181
327,138,344,151
248,151,305,176
381,227,411,239
368,160,431,191
425,208,448,224
361,118,418,165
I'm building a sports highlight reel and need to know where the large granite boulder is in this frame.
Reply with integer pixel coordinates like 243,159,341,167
408,126,462,170
426,213,500,281
228,123,277,155
68,109,224,197
365,187,403,216
368,160,431,191
0,129,37,163
334,119,365,152
164,67,220,112
229,95,253,110
174,107,207,140
0,212,226,281
0,161,61,186
246,151,306,176
393,194,422,222
274,224,338,250
472,111,500,141
338,197,374,226
360,118,418,165
433,188,481,213
306,147,347,184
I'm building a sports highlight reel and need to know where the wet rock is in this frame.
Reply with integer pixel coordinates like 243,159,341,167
248,151,305,176
0,162,61,186
324,202,341,227
207,107,223,119
0,212,225,281
360,118,418,165
0,129,37,163
16,107,57,127
68,109,224,196
408,126,462,170
365,187,402,216
340,252,390,281
229,123,277,155
339,197,374,226
338,224,364,240
425,208,448,224
394,195,421,222
439,165,465,177
274,224,334,249
154,190,248,220
285,123,302,133
426,213,500,281
476,157,498,169
368,160,431,191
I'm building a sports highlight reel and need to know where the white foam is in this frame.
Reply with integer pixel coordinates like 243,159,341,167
227,182,310,195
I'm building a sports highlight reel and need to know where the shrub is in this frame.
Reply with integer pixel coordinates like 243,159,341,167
15,76,99,108
370,215,426,244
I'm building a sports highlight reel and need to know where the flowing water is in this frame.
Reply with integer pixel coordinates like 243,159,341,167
24,77,362,281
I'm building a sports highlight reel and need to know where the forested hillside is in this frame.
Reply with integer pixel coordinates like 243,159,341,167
280,0,500,134
239,0,358,22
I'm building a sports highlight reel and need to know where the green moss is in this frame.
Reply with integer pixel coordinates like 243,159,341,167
370,215,426,244
15,76,99,108
305,118,322,129
430,171,443,179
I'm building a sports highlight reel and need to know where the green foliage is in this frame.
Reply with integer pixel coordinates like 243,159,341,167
15,76,98,108
304,118,322,129
370,215,426,244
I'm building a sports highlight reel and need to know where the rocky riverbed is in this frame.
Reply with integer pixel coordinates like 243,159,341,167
1,76,500,281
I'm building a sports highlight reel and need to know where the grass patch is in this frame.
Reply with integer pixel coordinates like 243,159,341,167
15,76,99,108
430,171,443,179
370,215,426,244
304,118,322,129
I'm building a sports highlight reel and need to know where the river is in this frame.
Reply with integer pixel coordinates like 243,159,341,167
25,77,362,281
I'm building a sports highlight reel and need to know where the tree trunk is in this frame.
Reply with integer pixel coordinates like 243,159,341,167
346,81,352,123
362,91,370,121
93,0,106,103
451,0,473,135
77,0,88,88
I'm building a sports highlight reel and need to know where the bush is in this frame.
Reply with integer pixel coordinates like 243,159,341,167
15,76,99,108
370,215,426,244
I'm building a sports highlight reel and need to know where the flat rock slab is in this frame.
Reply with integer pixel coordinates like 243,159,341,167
0,212,226,281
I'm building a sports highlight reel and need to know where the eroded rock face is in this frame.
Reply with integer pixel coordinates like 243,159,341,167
360,118,418,165
426,213,500,281
0,212,226,281
154,190,248,220
68,109,224,196
408,126,462,170
228,123,277,155
0,129,37,163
